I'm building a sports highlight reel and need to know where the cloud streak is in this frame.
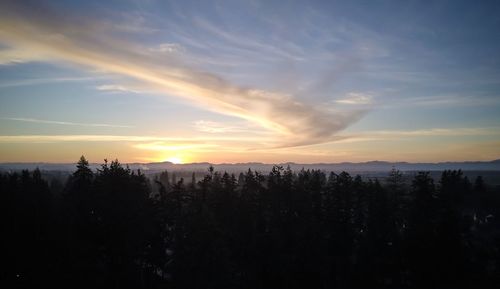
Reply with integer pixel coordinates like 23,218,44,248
335,92,373,105
0,2,365,148
335,127,500,143
194,120,239,133
0,48,48,65
0,134,273,154
0,135,274,147
95,84,146,94
3,117,134,128
0,76,106,88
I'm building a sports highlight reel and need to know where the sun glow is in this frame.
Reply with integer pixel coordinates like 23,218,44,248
166,156,183,164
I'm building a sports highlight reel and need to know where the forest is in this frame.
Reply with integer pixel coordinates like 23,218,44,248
1,156,499,289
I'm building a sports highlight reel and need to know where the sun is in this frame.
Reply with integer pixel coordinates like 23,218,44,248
165,156,183,164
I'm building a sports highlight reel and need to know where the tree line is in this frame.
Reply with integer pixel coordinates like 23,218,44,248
1,156,499,289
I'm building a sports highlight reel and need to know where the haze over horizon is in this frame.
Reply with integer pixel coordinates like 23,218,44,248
1,0,500,163
2,158,500,166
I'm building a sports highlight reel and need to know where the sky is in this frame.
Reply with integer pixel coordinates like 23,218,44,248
0,0,499,164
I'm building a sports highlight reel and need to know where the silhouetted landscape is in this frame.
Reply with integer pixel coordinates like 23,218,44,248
1,156,500,288
2,1,500,288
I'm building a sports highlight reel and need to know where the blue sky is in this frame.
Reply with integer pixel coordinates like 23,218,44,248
0,0,499,163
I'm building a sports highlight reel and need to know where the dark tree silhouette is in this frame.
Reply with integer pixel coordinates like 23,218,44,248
1,157,500,288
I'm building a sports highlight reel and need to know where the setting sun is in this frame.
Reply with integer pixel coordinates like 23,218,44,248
165,156,183,164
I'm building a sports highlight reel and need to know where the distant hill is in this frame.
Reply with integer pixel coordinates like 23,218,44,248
2,159,500,173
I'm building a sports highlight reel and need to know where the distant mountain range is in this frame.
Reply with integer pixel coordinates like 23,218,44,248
2,159,500,173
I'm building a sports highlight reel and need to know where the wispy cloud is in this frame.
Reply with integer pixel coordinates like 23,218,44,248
191,16,306,62
335,92,373,105
133,142,218,152
336,127,500,142
193,120,266,134
0,2,366,148
379,94,500,109
0,76,108,88
96,84,145,94
0,134,272,154
404,94,500,107
149,43,184,54
367,127,500,137
0,135,161,143
0,134,273,144
3,117,134,128
0,48,48,65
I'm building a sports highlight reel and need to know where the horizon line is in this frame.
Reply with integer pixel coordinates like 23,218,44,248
1,159,499,166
